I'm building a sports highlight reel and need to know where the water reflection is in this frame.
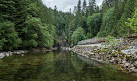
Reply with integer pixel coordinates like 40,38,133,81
0,51,136,81
77,55,103,66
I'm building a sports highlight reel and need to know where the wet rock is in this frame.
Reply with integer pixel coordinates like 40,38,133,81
124,63,130,68
132,69,137,73
0,53,5,58
133,61,137,67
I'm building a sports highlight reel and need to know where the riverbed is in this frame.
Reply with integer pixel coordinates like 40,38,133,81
0,51,136,81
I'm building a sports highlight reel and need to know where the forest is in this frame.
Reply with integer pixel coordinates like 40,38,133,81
0,0,137,51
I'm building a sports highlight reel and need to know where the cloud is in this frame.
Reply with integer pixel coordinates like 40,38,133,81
41,0,103,12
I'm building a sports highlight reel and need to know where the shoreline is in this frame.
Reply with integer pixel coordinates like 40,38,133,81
72,38,137,74
0,48,55,58
0,50,28,58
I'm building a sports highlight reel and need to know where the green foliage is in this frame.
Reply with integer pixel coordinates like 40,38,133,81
22,16,41,48
23,16,55,49
0,0,136,50
105,35,119,50
71,27,86,45
0,21,21,51
87,13,101,38
97,8,114,37
0,0,56,51
39,24,55,48
116,0,136,36
69,19,77,36
105,35,115,44
125,9,137,33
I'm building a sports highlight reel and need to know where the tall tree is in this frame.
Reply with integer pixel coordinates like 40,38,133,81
116,0,136,36
0,0,21,51
13,0,28,38
88,0,96,16
77,0,81,12
82,0,87,16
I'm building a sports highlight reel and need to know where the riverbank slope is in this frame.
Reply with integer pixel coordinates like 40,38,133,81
72,37,137,73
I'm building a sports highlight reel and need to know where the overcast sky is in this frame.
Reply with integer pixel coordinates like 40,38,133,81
41,0,103,12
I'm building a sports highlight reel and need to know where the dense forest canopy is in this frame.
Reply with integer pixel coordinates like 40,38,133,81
0,0,137,51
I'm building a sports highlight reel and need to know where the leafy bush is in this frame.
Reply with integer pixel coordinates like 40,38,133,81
71,27,86,45
105,35,119,50
125,9,137,33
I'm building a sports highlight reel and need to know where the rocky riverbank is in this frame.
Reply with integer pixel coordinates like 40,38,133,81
0,50,28,58
0,48,55,58
72,38,137,73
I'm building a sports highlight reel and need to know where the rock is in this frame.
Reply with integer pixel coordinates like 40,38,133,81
124,63,130,68
133,61,137,66
114,60,119,64
130,64,134,67
0,53,5,58
130,67,135,71
122,61,126,64
109,60,114,63
114,54,118,57
132,69,137,73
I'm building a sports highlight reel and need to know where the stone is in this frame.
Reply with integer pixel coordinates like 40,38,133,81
132,69,137,73
124,63,130,68
130,67,135,71
133,61,137,66
122,61,126,64
0,53,5,58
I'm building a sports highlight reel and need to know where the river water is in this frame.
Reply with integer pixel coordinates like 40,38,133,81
0,51,136,81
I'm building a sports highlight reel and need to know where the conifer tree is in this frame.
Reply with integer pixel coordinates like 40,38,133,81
82,0,87,16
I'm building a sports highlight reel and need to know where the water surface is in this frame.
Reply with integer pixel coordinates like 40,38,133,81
0,51,136,81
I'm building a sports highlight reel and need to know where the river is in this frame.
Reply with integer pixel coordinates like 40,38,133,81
0,51,136,81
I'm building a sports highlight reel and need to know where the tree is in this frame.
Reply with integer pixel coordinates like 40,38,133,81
0,0,15,22
116,0,136,36
22,16,41,48
88,0,96,16
69,19,77,38
75,0,82,26
125,9,137,33
71,27,86,45
77,0,81,12
13,0,28,37
39,24,55,48
87,13,101,38
0,22,21,51
82,0,87,16
95,6,100,13
97,8,114,37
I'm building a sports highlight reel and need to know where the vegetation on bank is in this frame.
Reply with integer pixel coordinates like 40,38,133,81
71,0,137,45
0,0,56,51
0,0,137,51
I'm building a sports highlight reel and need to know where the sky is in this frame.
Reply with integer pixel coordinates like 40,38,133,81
41,0,103,12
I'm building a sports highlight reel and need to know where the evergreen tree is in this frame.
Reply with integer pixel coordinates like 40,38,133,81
88,0,96,16
13,0,28,38
0,0,21,51
87,13,101,37
117,0,136,36
82,0,87,16
0,22,21,51
77,0,81,12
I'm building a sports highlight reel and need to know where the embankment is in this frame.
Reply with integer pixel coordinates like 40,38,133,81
72,37,137,73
